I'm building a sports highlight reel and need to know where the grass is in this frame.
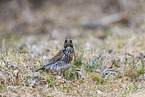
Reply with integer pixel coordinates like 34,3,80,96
0,32,145,96
0,0,145,96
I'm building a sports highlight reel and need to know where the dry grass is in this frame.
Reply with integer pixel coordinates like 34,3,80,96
0,32,145,96
0,0,145,96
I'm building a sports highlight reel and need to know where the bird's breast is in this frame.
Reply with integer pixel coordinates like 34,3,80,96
63,47,74,63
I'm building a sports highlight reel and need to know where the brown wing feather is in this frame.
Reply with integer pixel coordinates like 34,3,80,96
36,49,64,72
47,50,64,64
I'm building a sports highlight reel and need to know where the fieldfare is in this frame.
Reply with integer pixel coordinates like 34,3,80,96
36,37,75,75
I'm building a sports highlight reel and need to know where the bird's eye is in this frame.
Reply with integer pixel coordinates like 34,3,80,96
70,40,72,43
65,40,67,43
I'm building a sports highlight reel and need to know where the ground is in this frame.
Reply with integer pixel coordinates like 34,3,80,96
0,0,145,96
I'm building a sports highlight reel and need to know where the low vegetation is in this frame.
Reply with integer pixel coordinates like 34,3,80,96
0,0,145,96
0,32,145,96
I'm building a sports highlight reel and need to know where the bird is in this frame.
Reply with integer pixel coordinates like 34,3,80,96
36,37,75,75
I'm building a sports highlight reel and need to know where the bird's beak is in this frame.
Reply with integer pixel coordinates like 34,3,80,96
67,40,70,42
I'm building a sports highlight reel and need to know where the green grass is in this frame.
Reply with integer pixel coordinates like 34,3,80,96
0,32,145,96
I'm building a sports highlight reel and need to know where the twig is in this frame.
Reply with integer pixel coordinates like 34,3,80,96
86,47,117,76
86,47,104,74
85,68,100,73
89,47,104,67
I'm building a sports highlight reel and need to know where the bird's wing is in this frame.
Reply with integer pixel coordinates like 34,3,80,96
46,49,64,65
36,49,64,71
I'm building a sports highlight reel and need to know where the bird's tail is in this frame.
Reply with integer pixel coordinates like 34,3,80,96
36,67,44,72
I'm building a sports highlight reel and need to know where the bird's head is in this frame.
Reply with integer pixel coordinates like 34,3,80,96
64,37,73,48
